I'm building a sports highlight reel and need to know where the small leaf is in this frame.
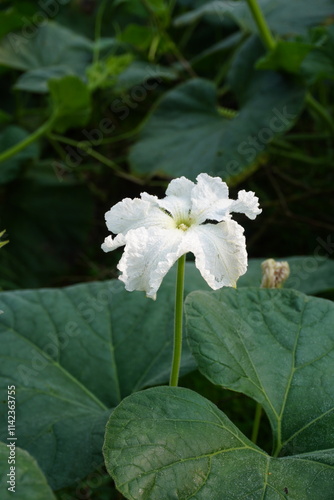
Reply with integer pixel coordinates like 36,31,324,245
87,54,134,91
144,0,170,24
118,24,154,51
256,41,313,73
48,75,91,133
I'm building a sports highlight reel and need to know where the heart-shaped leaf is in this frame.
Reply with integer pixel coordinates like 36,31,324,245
0,442,56,499
129,73,304,182
48,75,91,133
0,264,205,489
104,386,334,499
185,288,334,457
0,22,92,93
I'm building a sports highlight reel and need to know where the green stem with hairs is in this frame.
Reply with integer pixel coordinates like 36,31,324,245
169,254,186,387
245,0,276,50
218,106,238,119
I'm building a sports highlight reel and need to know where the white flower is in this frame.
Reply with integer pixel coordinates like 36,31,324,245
102,173,261,299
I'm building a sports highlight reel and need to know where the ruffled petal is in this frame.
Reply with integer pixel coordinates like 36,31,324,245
165,176,195,199
230,190,262,220
104,196,173,235
157,177,195,221
117,227,186,300
101,234,126,252
190,173,231,224
184,220,247,289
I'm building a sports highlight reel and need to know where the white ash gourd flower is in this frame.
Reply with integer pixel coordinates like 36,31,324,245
102,173,262,299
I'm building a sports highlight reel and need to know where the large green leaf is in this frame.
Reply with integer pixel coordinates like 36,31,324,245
0,22,92,93
0,126,39,184
0,265,205,489
0,442,55,499
185,288,334,457
104,386,334,499
129,72,304,181
174,0,334,36
239,256,334,294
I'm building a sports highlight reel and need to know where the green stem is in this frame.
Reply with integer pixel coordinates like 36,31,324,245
305,92,334,134
48,133,144,185
148,34,160,61
98,125,141,144
0,117,55,164
251,402,262,444
245,0,276,50
169,254,186,387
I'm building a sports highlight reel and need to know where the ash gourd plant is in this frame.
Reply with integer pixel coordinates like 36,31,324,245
99,0,334,496
101,174,334,500
101,174,266,495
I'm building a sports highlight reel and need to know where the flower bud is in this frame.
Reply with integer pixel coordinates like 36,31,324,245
260,258,290,289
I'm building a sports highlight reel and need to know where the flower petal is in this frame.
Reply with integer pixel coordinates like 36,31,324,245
157,177,195,221
101,234,125,252
184,220,247,289
230,190,262,220
190,173,231,224
104,196,173,235
117,227,186,299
